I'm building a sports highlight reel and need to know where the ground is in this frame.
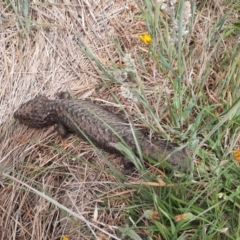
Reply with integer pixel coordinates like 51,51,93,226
1,0,240,239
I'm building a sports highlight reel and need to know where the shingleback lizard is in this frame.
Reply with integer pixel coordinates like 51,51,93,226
14,92,191,172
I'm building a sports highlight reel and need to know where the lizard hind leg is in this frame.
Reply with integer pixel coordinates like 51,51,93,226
121,156,136,175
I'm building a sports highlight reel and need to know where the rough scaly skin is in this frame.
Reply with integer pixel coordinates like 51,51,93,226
14,93,191,172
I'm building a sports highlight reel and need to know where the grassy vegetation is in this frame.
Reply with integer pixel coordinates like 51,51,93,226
1,0,240,239
77,1,240,239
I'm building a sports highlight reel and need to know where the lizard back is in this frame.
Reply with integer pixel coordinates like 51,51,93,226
14,95,191,171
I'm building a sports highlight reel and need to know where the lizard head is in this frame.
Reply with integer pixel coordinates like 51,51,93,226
14,95,56,128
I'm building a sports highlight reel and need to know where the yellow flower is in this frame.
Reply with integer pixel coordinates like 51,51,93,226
232,150,240,161
62,235,69,240
139,33,152,45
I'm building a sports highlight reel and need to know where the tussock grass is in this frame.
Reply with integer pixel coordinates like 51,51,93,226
1,0,240,239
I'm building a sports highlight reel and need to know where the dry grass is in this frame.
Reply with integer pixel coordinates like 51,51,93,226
0,1,149,239
1,0,240,239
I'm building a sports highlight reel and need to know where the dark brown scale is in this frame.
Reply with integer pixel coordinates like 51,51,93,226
14,94,192,172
